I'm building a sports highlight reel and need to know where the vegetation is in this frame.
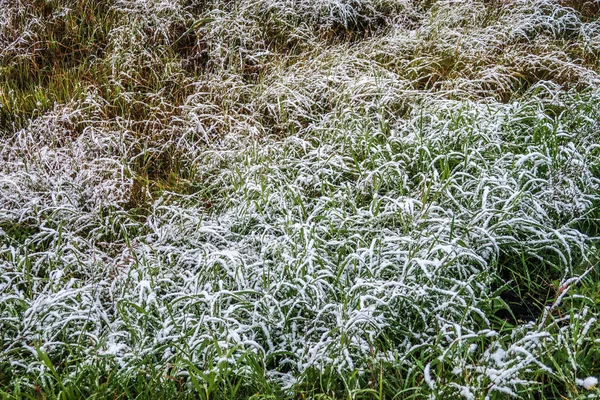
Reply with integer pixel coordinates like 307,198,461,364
1,0,599,398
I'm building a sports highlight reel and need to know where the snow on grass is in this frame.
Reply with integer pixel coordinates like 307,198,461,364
1,0,600,397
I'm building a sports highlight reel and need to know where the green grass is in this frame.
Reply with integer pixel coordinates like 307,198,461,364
1,0,600,398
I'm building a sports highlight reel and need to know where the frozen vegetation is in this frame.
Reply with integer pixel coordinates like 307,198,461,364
1,0,600,398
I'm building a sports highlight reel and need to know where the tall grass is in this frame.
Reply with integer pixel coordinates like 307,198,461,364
1,0,600,398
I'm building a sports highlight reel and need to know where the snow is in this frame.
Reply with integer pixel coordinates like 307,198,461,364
1,0,599,397
577,377,599,391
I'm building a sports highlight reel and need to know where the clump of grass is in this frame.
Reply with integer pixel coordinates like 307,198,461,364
0,0,116,130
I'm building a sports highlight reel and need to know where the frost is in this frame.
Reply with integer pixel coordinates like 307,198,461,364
424,363,436,390
1,0,600,397
577,377,599,391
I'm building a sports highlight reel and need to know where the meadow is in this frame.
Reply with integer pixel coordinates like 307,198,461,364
1,0,600,398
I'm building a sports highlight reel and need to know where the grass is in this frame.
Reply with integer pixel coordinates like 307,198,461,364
1,0,600,398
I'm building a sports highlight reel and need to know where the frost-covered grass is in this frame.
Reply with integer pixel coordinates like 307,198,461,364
1,0,600,398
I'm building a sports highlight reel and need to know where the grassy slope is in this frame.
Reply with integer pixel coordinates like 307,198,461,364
1,0,600,398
